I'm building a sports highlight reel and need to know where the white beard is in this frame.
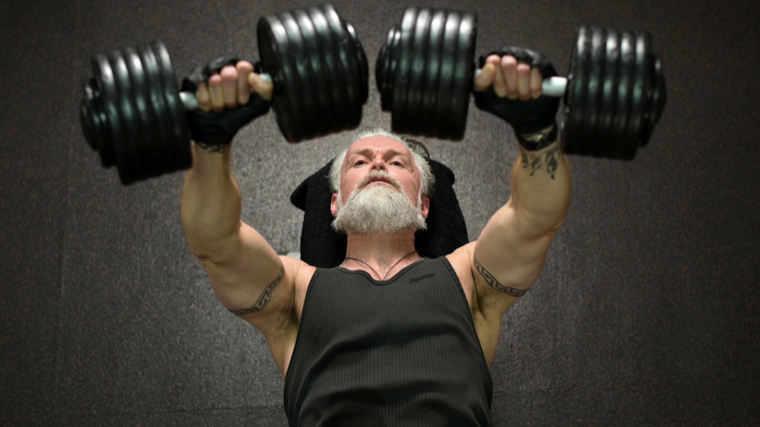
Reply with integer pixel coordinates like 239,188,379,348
332,173,427,235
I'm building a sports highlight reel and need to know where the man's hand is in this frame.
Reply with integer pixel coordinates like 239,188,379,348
472,48,560,150
193,60,274,112
474,53,544,100
181,57,274,145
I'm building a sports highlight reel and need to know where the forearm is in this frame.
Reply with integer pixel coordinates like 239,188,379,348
181,142,242,262
472,137,570,296
510,138,571,235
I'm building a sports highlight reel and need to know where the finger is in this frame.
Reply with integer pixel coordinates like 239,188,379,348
248,72,274,101
483,55,504,98
236,61,254,105
220,65,238,109
529,67,543,99
473,62,495,92
208,74,225,112
516,63,531,101
501,55,518,100
195,82,211,112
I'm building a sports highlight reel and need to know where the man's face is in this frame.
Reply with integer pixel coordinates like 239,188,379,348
330,137,430,234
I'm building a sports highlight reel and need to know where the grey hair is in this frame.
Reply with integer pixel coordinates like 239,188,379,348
329,128,435,198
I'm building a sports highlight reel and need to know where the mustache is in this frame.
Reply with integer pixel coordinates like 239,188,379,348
356,170,403,192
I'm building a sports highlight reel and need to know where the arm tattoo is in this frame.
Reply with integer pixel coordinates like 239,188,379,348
195,141,227,154
521,145,561,180
229,266,285,316
474,257,527,298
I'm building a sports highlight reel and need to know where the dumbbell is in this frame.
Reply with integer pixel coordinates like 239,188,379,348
375,6,666,160
80,4,368,186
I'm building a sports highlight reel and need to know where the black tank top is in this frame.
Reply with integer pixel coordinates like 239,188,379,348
284,257,492,426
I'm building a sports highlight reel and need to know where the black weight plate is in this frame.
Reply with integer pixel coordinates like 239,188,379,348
447,11,476,141
390,7,419,135
319,5,354,133
322,4,363,133
419,9,446,138
81,77,116,168
80,81,100,151
377,24,402,112
609,31,634,160
281,10,318,141
582,26,605,157
376,25,395,111
119,48,154,183
433,11,459,140
114,49,152,183
561,27,579,154
405,8,433,136
309,6,350,136
258,14,305,142
596,29,620,159
563,26,592,155
345,21,369,105
624,31,651,158
295,8,331,137
258,16,293,140
107,50,140,185
123,46,163,181
615,32,643,160
93,55,123,170
138,43,172,175
151,41,191,172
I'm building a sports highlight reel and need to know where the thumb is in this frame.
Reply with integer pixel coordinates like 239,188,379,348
473,62,495,92
249,73,274,101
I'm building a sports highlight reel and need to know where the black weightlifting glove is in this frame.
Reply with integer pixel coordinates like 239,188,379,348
473,47,560,151
181,56,271,145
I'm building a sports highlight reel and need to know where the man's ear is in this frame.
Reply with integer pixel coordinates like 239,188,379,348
421,196,430,219
330,193,338,217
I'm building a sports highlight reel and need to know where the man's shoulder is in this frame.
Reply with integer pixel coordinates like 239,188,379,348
446,242,478,304
282,255,316,304
446,242,477,270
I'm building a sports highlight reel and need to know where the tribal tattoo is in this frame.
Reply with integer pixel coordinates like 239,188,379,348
474,257,527,298
521,145,561,180
229,266,285,317
195,141,227,154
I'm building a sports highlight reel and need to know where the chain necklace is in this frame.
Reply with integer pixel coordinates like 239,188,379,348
344,250,419,281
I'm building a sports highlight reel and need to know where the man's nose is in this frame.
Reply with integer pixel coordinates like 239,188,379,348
371,157,388,170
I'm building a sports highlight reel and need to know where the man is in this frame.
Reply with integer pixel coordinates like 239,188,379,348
181,48,571,426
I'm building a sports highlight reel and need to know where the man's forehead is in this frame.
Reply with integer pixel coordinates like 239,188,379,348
347,136,411,157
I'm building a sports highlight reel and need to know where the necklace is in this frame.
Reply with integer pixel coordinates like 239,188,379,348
344,250,419,281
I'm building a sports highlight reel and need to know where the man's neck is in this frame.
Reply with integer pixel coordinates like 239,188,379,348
344,230,419,271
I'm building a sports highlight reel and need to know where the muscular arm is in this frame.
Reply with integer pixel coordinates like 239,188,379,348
181,142,285,314
469,53,571,317
179,62,298,335
473,138,570,314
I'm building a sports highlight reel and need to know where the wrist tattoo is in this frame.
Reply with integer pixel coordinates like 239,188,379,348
521,144,561,180
474,257,527,298
229,266,285,316
195,141,227,154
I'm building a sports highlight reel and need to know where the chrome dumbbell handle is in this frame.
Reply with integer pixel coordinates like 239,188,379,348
473,69,567,98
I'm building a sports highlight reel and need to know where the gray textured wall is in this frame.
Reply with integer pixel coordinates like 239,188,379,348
1,0,757,425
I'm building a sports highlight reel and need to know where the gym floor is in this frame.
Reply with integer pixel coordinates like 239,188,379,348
1,0,758,425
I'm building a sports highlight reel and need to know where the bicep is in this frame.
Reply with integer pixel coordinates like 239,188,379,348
200,222,294,317
472,199,557,309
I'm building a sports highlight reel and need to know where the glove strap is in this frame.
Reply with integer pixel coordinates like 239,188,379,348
518,123,558,151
